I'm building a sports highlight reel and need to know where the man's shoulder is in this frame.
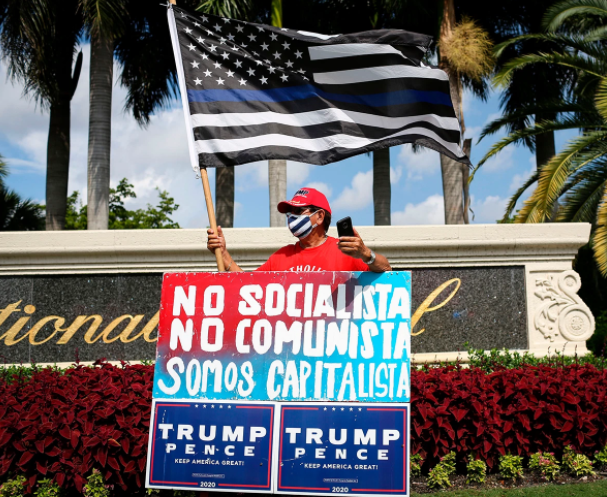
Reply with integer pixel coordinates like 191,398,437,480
270,243,299,258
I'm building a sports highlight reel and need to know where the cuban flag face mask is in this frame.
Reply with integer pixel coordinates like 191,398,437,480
287,211,318,239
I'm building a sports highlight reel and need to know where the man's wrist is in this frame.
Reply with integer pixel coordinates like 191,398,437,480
364,248,376,265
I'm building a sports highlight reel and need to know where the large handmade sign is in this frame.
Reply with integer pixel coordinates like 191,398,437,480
153,272,411,403
146,272,412,495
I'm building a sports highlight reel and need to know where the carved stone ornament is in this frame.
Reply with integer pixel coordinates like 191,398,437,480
533,270,595,342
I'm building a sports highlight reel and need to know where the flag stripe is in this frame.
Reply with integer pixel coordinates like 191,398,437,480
308,43,405,60
310,53,417,73
313,65,450,85
193,120,461,143
190,109,459,131
194,125,462,156
187,86,452,107
188,99,456,119
196,134,460,167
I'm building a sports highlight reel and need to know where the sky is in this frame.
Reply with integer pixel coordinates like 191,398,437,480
0,43,576,230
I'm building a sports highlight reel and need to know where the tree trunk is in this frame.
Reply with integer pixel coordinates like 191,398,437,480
535,114,556,169
373,148,391,225
439,0,465,225
462,138,471,224
216,167,234,227
269,159,287,227
268,2,287,227
87,33,114,230
45,98,71,230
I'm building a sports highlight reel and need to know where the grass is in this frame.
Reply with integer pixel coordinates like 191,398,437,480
412,479,607,496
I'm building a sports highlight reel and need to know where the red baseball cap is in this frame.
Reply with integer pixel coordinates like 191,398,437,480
277,187,332,215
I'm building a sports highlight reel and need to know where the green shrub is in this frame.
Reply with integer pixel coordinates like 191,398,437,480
34,479,60,497
426,452,456,489
464,346,606,373
529,452,560,481
440,451,457,476
594,446,607,469
466,458,487,484
410,454,423,477
83,470,111,497
427,464,451,489
499,454,524,480
0,476,27,497
562,446,595,477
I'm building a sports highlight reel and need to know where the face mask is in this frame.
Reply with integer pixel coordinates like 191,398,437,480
287,212,317,239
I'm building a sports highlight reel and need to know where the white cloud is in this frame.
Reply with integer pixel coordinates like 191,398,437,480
236,161,267,191
305,182,332,198
2,157,45,174
469,195,509,223
510,164,536,192
482,146,514,173
332,170,373,211
392,194,445,225
287,162,312,186
390,165,403,185
397,145,439,181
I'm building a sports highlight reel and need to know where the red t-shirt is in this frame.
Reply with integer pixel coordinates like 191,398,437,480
255,236,369,272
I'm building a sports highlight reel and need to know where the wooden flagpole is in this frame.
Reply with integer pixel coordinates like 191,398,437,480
170,0,225,271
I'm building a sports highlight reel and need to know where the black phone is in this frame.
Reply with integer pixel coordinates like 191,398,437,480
336,216,355,238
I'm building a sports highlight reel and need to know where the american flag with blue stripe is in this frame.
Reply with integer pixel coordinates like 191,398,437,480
167,5,468,169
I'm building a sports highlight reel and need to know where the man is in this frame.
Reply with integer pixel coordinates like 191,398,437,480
207,187,391,272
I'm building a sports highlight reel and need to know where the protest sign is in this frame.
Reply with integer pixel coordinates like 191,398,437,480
273,402,410,496
148,271,411,495
146,399,275,492
153,272,411,403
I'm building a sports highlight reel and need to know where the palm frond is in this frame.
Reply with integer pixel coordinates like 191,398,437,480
543,0,607,32
517,132,607,222
197,0,251,20
592,183,607,276
473,115,602,177
502,169,540,220
557,164,607,222
494,51,607,88
596,77,607,121
81,0,126,39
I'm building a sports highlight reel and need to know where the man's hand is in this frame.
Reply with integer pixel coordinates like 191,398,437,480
337,227,372,261
207,226,227,256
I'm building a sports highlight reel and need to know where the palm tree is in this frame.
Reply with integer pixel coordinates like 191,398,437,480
0,156,45,231
0,0,84,230
437,0,493,224
473,0,577,172
82,0,126,230
476,0,607,273
196,0,251,228
269,0,286,227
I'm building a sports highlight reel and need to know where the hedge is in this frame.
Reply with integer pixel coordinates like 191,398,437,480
0,362,606,493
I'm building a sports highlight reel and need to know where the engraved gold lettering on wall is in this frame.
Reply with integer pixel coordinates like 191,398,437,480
411,278,461,336
58,315,103,344
0,302,159,346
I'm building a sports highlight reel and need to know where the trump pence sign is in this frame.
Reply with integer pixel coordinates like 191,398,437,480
147,271,411,495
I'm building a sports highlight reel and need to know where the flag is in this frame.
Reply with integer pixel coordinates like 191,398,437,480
167,5,468,170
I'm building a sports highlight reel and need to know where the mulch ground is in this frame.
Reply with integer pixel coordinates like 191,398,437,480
411,471,607,494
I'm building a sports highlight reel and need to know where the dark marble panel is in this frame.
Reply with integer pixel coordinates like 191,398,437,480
0,274,162,363
405,266,528,354
0,267,527,363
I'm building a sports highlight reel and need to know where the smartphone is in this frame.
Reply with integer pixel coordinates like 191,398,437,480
336,216,355,238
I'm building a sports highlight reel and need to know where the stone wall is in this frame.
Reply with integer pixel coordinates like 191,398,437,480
0,223,594,364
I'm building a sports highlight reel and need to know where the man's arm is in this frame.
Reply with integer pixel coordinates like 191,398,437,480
206,226,244,272
337,228,392,273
